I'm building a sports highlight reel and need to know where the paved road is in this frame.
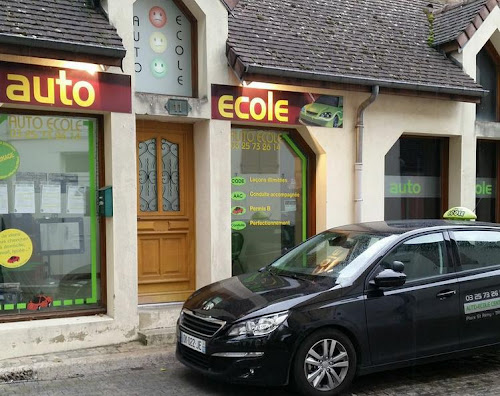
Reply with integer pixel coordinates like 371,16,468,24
2,351,500,395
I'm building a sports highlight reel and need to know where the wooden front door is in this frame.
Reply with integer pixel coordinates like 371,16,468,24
137,121,195,304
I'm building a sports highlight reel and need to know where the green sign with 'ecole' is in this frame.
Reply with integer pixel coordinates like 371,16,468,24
0,141,20,179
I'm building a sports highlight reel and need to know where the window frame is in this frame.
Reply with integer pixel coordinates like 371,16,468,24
0,108,106,323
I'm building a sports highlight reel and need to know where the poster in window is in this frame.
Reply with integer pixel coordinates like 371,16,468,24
40,184,61,214
39,218,84,254
14,183,35,213
0,184,7,214
66,185,86,214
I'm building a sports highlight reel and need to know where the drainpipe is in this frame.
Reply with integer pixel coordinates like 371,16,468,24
354,85,379,223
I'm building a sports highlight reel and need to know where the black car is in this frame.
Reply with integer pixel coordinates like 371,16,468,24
176,220,500,395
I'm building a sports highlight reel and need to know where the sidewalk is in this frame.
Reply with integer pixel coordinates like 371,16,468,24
0,341,176,383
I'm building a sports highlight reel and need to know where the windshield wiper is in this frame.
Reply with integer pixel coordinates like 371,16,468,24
261,266,310,282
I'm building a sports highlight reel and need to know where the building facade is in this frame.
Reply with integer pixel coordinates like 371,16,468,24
0,0,498,359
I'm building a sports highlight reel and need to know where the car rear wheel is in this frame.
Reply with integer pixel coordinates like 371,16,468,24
293,329,356,396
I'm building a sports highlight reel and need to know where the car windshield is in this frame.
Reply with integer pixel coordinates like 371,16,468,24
269,231,393,279
314,95,340,107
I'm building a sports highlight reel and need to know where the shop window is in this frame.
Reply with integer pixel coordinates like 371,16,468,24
476,140,498,222
384,137,448,220
476,43,499,122
231,128,309,275
0,113,101,318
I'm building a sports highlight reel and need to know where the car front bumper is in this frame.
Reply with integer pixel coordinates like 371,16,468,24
175,324,294,387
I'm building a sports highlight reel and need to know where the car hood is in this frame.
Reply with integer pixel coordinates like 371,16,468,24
304,102,339,114
183,271,337,323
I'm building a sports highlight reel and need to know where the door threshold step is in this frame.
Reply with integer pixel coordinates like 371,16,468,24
138,327,177,346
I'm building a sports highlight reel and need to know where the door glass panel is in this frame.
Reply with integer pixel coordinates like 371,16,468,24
231,128,307,275
138,138,157,212
162,139,179,212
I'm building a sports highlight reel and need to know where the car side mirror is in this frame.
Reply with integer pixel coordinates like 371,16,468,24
371,268,406,288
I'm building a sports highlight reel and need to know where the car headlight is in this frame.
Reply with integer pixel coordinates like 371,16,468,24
228,311,288,337
320,112,333,118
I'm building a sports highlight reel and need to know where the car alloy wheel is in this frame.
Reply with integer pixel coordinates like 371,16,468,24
333,116,339,128
304,338,349,390
293,329,356,396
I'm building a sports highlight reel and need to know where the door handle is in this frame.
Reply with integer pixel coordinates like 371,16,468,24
436,290,456,300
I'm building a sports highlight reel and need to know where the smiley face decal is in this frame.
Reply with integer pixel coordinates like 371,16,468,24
149,6,167,28
149,32,167,53
151,58,167,78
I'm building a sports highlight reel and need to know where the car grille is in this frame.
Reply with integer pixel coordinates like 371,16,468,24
179,345,210,369
307,110,318,115
180,309,226,338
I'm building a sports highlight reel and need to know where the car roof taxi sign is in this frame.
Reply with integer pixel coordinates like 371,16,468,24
443,207,477,221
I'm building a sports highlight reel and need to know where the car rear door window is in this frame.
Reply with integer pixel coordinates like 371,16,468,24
454,230,500,270
381,233,449,282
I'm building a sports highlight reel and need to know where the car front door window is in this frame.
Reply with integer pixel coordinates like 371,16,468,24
381,233,450,282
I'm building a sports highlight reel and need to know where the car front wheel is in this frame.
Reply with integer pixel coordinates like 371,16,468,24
292,329,356,396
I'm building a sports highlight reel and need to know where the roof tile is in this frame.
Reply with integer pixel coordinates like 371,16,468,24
0,0,124,54
228,0,483,96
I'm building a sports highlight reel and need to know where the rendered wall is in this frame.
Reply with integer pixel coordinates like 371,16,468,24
0,0,139,359
0,0,490,359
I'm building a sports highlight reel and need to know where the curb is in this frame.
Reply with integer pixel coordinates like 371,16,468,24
0,343,176,383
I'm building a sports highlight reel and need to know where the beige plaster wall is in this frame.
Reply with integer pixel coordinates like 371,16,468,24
452,6,500,209
307,91,465,227
0,0,139,359
0,0,491,359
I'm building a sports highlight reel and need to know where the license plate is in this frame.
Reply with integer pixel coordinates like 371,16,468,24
181,331,206,354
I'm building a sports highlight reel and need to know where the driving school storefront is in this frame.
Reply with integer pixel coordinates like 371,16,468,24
210,81,469,278
0,58,136,360
213,84,333,275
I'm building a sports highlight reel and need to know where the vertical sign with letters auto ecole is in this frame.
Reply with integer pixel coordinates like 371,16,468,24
133,0,193,96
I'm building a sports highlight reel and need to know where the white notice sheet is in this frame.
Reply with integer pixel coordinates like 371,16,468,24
66,185,85,214
0,184,7,214
14,183,35,213
40,184,61,214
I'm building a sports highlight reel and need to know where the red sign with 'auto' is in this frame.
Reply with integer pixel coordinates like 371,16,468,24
0,61,131,113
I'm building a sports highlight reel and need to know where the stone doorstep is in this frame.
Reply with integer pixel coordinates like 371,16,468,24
138,303,183,332
138,326,177,346
0,341,176,383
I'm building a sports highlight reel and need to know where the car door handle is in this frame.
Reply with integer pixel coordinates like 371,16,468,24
436,290,456,299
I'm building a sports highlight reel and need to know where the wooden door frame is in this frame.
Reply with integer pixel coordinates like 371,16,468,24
136,120,196,303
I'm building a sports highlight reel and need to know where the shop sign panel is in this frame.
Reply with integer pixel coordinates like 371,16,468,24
212,84,343,127
0,61,131,113
133,0,193,96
